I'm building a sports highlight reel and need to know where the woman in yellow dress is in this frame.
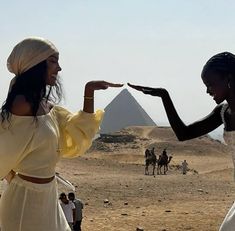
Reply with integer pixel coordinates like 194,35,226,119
0,37,123,231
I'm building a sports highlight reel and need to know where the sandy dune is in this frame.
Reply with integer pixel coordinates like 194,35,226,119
56,126,235,231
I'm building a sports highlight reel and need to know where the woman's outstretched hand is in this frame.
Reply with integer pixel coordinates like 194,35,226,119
127,83,167,97
83,81,124,113
85,81,124,94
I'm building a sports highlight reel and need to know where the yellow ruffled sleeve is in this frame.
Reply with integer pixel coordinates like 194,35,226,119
53,106,104,158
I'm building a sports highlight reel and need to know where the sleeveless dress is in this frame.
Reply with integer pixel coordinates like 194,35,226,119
0,106,103,231
219,104,235,231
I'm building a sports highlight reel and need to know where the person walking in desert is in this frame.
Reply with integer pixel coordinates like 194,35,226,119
182,160,189,175
128,51,235,230
0,36,123,231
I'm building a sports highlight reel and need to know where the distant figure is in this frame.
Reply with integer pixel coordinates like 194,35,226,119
151,147,155,155
144,148,157,175
182,160,188,175
157,149,172,175
68,192,84,231
60,192,76,229
162,148,167,156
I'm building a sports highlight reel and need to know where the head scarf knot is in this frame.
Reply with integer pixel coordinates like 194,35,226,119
7,37,58,76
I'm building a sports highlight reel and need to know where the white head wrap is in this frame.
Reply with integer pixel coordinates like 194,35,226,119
7,37,58,76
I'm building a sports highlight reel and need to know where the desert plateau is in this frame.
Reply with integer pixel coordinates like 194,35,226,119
56,126,235,231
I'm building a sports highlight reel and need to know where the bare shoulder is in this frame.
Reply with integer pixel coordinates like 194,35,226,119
11,95,32,116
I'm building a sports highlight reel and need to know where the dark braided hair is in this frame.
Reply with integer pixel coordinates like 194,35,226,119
201,52,235,79
1,60,63,123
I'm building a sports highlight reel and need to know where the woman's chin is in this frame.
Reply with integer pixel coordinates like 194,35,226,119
214,98,223,104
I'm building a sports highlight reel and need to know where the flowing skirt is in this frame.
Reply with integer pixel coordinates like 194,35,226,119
0,175,71,231
219,201,235,231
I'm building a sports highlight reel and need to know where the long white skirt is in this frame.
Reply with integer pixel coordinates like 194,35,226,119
0,175,71,231
219,201,235,231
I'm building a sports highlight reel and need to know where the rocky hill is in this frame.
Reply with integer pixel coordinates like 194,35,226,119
88,126,229,157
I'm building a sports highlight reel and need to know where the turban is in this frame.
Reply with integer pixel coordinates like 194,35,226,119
7,37,58,76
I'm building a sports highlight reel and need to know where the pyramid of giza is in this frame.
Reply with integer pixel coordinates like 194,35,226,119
100,89,156,134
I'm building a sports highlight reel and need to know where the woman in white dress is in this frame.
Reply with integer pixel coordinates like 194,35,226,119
128,51,235,231
0,37,123,231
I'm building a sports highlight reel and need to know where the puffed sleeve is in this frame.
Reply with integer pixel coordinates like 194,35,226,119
0,117,36,179
53,106,104,158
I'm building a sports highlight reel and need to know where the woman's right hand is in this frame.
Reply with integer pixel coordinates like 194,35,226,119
127,83,168,97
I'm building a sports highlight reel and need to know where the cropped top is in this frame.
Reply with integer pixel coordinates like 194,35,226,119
0,106,104,179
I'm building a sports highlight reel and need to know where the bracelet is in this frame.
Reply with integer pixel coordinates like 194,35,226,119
84,96,94,100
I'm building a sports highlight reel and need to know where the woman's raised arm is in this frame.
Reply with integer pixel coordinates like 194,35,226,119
128,83,223,141
83,81,124,113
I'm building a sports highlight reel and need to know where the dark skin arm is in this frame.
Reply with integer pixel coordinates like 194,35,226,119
128,83,223,141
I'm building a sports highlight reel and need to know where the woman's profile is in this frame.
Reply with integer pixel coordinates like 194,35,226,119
0,37,123,231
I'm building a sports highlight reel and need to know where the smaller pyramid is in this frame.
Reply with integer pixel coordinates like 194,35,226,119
100,89,156,134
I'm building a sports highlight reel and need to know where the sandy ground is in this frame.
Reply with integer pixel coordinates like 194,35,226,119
56,126,235,231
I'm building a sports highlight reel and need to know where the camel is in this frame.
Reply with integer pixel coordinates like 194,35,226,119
144,148,157,175
157,149,172,175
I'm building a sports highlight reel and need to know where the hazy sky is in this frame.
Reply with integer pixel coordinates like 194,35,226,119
1,0,235,138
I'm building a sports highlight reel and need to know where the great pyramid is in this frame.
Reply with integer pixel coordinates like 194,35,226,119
100,89,156,134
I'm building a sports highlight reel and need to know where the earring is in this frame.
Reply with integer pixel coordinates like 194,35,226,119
228,83,231,89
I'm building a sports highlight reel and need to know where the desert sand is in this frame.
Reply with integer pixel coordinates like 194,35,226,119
56,126,235,231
